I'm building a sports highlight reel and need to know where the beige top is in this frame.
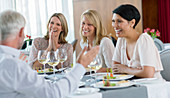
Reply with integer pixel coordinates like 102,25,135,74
28,37,73,68
113,33,163,79
80,37,115,68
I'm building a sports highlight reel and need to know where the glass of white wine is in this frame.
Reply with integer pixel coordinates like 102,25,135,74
88,56,101,83
47,50,59,80
38,50,48,76
58,48,67,74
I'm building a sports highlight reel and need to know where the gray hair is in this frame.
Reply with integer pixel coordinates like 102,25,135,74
0,10,26,41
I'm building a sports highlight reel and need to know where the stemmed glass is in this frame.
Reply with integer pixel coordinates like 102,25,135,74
88,56,101,83
58,48,67,74
38,50,48,76
47,50,60,80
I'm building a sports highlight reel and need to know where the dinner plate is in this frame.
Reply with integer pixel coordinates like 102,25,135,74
132,78,163,84
37,68,67,75
72,88,100,95
93,81,134,89
37,69,58,74
94,73,134,81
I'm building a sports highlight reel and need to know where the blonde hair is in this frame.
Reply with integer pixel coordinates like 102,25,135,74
45,13,68,44
80,10,108,45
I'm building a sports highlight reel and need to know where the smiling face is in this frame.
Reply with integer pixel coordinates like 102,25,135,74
112,13,132,38
48,16,62,37
81,16,95,38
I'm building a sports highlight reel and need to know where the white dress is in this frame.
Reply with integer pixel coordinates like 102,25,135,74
80,37,115,68
112,33,163,79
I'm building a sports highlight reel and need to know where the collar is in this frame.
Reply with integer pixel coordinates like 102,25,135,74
0,45,20,58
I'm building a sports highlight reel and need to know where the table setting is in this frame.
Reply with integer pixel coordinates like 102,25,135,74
37,66,170,98
36,49,170,98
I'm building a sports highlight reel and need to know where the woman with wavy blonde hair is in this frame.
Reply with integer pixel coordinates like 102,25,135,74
29,13,73,70
80,10,115,72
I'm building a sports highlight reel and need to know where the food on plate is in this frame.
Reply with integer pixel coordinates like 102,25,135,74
103,79,116,86
103,79,129,87
104,75,116,79
117,74,127,78
37,68,53,73
117,80,130,86
103,74,128,80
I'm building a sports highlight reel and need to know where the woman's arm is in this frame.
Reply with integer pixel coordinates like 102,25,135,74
66,44,73,68
113,61,155,78
97,38,115,72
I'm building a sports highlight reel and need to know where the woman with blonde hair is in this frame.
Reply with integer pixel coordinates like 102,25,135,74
29,13,73,69
80,10,115,72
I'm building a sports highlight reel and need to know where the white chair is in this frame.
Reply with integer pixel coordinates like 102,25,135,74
160,48,170,81
154,38,164,51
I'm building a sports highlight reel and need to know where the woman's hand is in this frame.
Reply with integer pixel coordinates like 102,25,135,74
46,31,53,51
112,64,129,74
47,30,60,51
52,32,59,51
77,46,99,67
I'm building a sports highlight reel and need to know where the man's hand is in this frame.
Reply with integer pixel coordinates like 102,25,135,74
77,46,100,68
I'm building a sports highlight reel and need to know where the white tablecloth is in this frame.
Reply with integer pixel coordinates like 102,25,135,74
141,80,170,98
67,92,102,98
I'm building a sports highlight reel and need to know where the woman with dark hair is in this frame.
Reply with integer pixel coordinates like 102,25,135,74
112,4,163,79
29,13,73,70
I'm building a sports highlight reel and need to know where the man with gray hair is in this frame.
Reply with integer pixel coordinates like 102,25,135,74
0,10,99,98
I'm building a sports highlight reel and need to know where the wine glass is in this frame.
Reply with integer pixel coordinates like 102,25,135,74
58,48,67,74
38,50,48,76
88,55,101,83
47,50,59,80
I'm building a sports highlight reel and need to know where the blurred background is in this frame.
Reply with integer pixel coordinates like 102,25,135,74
0,0,170,57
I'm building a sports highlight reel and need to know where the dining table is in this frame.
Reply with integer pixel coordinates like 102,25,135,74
43,72,170,98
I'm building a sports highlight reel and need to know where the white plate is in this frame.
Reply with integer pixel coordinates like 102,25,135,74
37,68,67,74
72,88,100,95
93,81,134,89
94,73,134,81
132,78,163,84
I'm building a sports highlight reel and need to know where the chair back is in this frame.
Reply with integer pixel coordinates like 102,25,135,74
160,48,170,81
71,39,78,52
21,39,33,49
154,38,164,51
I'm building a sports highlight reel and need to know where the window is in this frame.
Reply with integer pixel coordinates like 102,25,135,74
0,0,75,43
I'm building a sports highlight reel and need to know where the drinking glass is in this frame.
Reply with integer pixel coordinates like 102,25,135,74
88,56,101,83
58,48,67,74
38,50,48,76
47,50,59,80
